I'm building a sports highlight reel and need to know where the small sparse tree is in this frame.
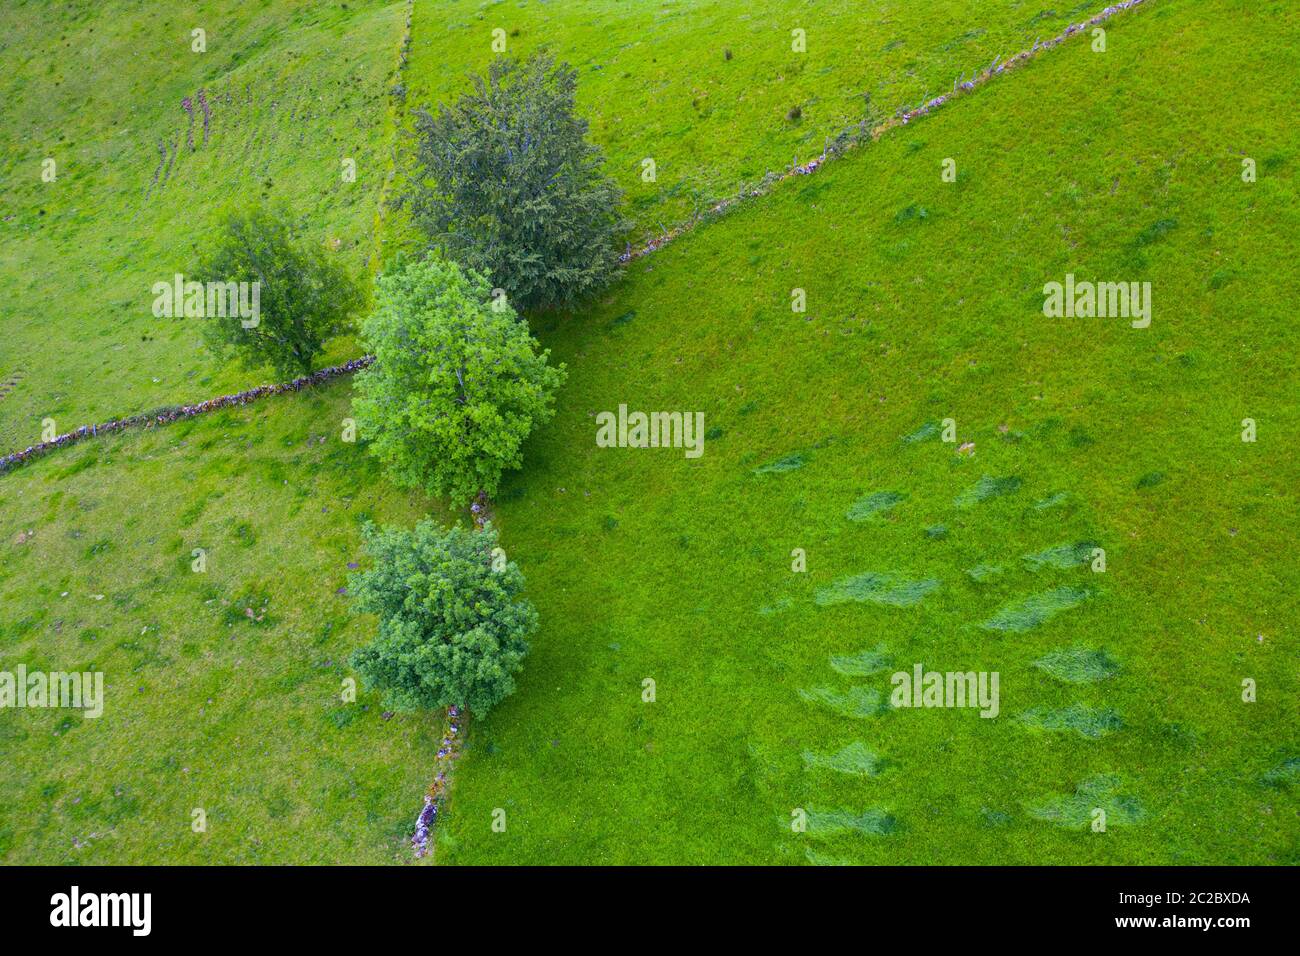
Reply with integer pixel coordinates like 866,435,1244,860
348,519,535,715
411,53,625,311
352,254,565,505
196,206,363,377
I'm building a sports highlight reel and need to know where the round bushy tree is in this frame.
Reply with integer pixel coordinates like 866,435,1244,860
411,52,626,311
348,519,535,715
195,206,363,377
352,254,565,505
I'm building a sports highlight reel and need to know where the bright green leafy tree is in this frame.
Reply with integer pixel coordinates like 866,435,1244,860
352,254,565,505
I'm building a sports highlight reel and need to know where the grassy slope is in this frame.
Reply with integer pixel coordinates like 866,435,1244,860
0,381,457,863
399,0,1128,247
436,0,1300,864
0,0,408,448
2,0,1296,866
0,0,444,864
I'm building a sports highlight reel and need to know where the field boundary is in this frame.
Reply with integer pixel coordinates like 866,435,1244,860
619,0,1153,262
0,0,1153,478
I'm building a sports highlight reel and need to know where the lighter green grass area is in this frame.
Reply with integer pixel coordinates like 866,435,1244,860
400,0,1125,245
0,380,455,863
1034,491,1070,510
0,0,408,446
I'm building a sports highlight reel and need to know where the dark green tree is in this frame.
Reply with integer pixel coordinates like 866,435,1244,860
411,53,625,311
195,206,363,377
348,519,535,716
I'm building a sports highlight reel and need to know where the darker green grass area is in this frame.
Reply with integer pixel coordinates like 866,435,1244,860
829,645,893,677
954,475,1023,508
798,685,888,719
1028,774,1145,829
753,452,807,475
802,741,887,777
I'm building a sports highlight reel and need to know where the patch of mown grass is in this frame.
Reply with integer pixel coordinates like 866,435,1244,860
1023,540,1098,570
1034,647,1121,683
798,686,887,719
901,421,940,444
753,452,807,475
828,645,893,677
1028,774,1145,829
802,742,886,777
1261,757,1300,790
954,475,1023,508
805,807,899,837
846,491,906,522
815,572,941,608
981,587,1091,633
1019,704,1124,740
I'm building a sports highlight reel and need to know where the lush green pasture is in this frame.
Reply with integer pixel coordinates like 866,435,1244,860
400,0,1120,247
2,0,1296,867
436,0,1299,864
0,0,408,447
0,380,458,863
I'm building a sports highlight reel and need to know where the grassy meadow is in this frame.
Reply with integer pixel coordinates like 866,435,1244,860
433,0,1299,864
0,0,410,447
1,0,1297,865
395,0,1137,245
0,382,455,863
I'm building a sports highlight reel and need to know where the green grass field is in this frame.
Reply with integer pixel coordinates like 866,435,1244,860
1,0,1297,865
0,0,409,447
433,0,1300,864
